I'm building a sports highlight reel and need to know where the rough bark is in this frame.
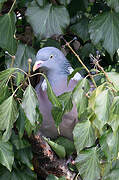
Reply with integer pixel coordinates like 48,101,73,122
29,133,79,180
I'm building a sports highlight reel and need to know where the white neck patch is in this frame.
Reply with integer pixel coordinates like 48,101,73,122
41,79,47,91
68,67,82,81
40,67,82,91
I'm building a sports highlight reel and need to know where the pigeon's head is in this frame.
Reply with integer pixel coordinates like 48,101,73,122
33,47,70,74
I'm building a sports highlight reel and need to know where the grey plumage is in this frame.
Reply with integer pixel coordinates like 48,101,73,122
33,47,82,139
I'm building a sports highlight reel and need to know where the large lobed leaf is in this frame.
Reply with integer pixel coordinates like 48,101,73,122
6,43,36,72
55,136,75,156
70,17,89,42
0,141,14,171
0,96,19,141
0,12,17,55
93,89,113,131
0,165,36,180
22,84,41,135
106,72,119,90
89,11,119,57
16,105,25,139
26,1,70,39
100,130,119,161
75,148,100,180
0,68,16,91
58,91,73,114
72,78,90,118
73,120,96,154
43,75,63,127
108,96,119,132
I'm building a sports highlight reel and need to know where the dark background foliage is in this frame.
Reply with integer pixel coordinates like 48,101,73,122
0,0,119,179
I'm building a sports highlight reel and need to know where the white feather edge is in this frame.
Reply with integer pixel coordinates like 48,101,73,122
68,67,82,81
40,67,82,91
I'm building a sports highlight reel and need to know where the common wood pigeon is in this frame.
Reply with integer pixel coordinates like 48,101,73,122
33,47,82,140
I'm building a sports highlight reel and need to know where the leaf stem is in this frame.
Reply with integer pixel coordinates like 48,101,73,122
30,72,45,78
96,62,112,84
28,58,32,75
64,41,97,88
90,54,112,84
10,56,15,68
9,0,16,14
12,83,23,97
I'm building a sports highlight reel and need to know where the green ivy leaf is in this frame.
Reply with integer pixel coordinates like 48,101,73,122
103,169,119,180
15,72,24,86
6,43,36,72
100,131,111,161
70,17,89,42
107,131,119,160
22,84,41,135
42,75,62,127
0,96,19,141
0,86,10,104
73,120,96,154
16,105,25,139
44,75,61,108
100,130,119,161
108,96,119,132
0,165,36,180
72,78,90,118
89,83,106,110
94,89,113,130
0,12,17,55
0,68,16,90
58,91,73,114
15,148,33,169
51,91,73,128
51,106,63,128
26,1,70,39
75,148,100,180
11,133,30,150
0,141,14,171
106,0,119,12
89,11,119,57
44,137,66,158
107,72,119,90
55,136,75,156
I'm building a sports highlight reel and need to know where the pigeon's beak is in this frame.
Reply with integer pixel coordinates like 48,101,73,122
33,61,44,72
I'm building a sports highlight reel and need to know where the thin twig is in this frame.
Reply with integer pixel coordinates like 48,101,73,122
15,67,31,84
9,0,16,14
12,83,23,97
96,62,112,84
10,56,15,68
63,39,97,88
30,72,45,79
90,54,112,84
28,58,32,75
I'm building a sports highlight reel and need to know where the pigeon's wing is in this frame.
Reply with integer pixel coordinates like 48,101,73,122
36,70,82,139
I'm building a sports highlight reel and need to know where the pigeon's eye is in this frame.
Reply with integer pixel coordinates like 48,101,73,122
50,55,53,59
